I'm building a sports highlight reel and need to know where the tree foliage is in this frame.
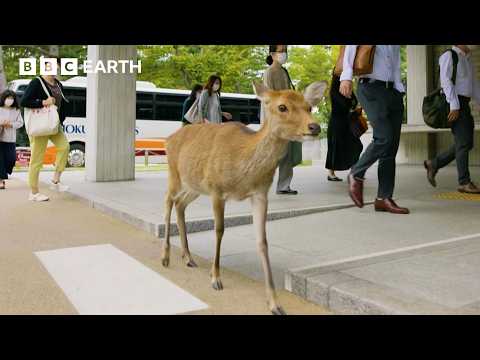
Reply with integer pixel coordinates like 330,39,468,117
137,45,268,93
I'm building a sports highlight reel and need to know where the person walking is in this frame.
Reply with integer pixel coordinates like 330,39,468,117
263,44,302,195
21,72,70,202
0,90,24,190
182,84,203,126
199,75,232,124
340,45,409,214
424,45,480,193
326,71,363,181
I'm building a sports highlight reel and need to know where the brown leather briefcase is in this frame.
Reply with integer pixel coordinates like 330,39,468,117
334,45,376,77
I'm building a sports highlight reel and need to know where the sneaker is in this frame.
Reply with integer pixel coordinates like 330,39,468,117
458,182,480,194
29,193,49,202
50,181,70,192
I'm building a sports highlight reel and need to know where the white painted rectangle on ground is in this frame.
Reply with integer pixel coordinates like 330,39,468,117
35,244,208,315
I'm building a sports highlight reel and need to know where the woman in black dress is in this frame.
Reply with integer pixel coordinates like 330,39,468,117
325,71,363,181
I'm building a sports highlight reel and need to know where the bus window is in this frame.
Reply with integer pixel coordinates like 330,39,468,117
63,87,87,118
137,92,154,120
154,94,185,121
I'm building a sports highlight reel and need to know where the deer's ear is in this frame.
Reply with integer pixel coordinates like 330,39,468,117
252,81,269,100
303,81,328,107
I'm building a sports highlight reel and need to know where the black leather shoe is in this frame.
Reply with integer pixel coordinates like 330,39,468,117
276,189,298,195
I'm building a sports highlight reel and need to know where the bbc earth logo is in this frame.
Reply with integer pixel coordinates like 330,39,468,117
19,58,142,76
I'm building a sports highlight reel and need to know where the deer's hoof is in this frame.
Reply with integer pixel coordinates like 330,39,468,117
186,260,198,268
271,306,287,315
161,258,170,267
212,279,223,291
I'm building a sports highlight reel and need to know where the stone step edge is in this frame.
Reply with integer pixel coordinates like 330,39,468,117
63,189,372,238
285,232,480,314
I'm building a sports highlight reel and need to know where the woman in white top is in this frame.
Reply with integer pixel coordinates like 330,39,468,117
199,75,232,124
0,90,24,189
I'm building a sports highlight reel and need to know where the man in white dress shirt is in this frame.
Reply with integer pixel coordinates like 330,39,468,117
340,45,409,214
424,45,480,193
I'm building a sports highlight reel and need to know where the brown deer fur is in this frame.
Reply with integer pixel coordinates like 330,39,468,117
161,80,327,315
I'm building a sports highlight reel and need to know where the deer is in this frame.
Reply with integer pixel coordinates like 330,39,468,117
161,80,327,315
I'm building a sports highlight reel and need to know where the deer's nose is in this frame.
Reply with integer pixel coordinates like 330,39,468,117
308,123,321,135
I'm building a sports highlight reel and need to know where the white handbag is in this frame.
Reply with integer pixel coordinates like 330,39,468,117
184,97,204,124
24,77,60,137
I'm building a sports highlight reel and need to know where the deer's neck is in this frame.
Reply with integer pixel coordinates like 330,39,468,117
241,120,289,178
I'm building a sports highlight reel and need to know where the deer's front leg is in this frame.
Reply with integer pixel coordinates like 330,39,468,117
211,195,225,290
251,193,286,315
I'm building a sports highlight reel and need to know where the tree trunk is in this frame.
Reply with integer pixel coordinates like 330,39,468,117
0,45,7,92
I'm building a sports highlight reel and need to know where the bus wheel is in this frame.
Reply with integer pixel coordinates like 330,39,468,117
67,143,86,168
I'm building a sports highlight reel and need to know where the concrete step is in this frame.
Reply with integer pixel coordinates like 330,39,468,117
285,233,480,315
63,188,371,238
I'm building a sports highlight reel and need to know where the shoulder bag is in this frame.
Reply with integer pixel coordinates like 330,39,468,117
24,77,60,137
422,49,458,129
334,46,376,77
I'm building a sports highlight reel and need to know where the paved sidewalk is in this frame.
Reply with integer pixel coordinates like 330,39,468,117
0,179,329,315
13,166,376,237
11,164,480,314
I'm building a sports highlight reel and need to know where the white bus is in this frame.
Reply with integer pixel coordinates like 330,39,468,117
8,76,261,167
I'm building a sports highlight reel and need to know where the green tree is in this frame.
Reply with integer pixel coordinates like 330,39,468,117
1,45,87,84
137,45,267,93
287,45,340,130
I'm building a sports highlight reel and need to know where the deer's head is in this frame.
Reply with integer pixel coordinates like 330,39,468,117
253,81,327,142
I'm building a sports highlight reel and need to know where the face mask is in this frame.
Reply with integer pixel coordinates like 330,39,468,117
276,52,288,64
467,45,478,51
4,98,14,107
213,84,220,92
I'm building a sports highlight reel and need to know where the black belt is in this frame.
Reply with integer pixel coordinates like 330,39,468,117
359,78,395,89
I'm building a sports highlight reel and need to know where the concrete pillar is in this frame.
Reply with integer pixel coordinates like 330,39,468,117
406,45,434,125
85,45,137,182
401,45,437,162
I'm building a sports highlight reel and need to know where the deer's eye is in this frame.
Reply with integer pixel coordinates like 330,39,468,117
278,105,288,112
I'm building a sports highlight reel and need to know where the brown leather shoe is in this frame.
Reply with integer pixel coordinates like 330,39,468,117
348,174,364,208
374,198,410,214
458,182,480,194
424,160,437,187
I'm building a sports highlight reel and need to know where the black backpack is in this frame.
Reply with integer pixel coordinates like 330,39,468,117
422,49,458,129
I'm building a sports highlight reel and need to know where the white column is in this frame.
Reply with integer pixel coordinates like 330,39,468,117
85,45,137,182
406,45,433,125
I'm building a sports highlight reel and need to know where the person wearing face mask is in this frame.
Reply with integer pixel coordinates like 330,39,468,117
424,45,480,193
262,44,302,195
199,75,232,124
182,84,203,126
0,90,24,190
20,60,70,202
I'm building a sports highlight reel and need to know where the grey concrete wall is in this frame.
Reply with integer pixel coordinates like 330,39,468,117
85,45,137,182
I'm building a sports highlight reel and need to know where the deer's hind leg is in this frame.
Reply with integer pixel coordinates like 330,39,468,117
175,190,200,267
161,192,174,267
211,195,225,290
161,165,182,268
